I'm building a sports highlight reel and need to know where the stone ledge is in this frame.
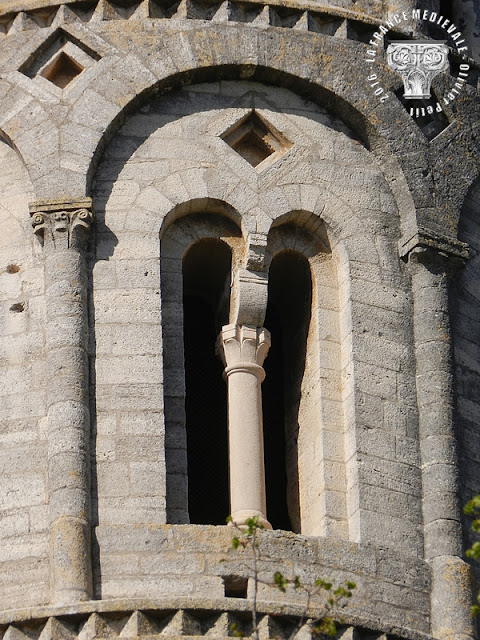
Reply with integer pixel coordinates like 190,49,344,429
29,197,93,214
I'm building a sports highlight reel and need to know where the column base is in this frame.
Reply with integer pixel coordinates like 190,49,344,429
431,555,476,640
229,510,272,530
50,517,92,605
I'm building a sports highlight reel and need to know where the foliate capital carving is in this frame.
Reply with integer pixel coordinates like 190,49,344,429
387,41,449,99
29,198,93,251
217,324,271,380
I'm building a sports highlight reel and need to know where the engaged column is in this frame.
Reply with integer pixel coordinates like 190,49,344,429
30,198,93,605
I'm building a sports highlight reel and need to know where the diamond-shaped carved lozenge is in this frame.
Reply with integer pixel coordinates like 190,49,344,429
20,28,100,90
221,110,292,170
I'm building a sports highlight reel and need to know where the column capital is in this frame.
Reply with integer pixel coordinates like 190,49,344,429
387,41,449,99
217,324,271,375
29,198,93,251
399,226,469,275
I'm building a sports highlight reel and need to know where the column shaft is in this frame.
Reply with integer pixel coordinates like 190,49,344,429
409,247,475,640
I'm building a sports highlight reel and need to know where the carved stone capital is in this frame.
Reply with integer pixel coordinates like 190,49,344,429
217,324,271,377
387,41,449,99
400,226,468,276
30,198,93,251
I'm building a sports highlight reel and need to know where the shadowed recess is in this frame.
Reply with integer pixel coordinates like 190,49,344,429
183,238,231,525
263,249,312,532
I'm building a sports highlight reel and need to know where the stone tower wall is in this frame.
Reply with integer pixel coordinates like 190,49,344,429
0,140,49,608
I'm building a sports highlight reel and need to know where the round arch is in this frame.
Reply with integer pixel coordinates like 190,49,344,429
0,25,477,237
160,198,243,241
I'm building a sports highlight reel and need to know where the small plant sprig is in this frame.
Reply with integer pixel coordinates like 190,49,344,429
272,571,356,638
464,496,480,615
228,515,356,639
229,515,263,639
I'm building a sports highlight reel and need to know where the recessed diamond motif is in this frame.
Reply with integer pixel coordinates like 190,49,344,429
39,50,84,88
221,111,292,170
20,28,100,90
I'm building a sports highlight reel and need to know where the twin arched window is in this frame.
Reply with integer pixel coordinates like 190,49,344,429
161,211,342,535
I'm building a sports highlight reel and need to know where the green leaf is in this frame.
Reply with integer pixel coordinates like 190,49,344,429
311,617,336,637
466,542,480,559
229,623,244,638
243,515,263,536
314,579,332,590
472,520,480,532
274,571,287,593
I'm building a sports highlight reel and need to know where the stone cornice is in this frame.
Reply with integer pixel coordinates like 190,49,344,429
399,226,469,264
0,0,402,40
0,597,435,640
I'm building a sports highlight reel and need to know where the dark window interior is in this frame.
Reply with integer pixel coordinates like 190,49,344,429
263,249,312,532
183,239,231,525
223,575,248,598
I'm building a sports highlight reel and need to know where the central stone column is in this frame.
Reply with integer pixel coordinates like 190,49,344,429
218,324,271,529
30,198,93,605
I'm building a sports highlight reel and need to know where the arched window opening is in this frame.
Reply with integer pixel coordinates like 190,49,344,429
183,239,231,525
263,250,312,532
